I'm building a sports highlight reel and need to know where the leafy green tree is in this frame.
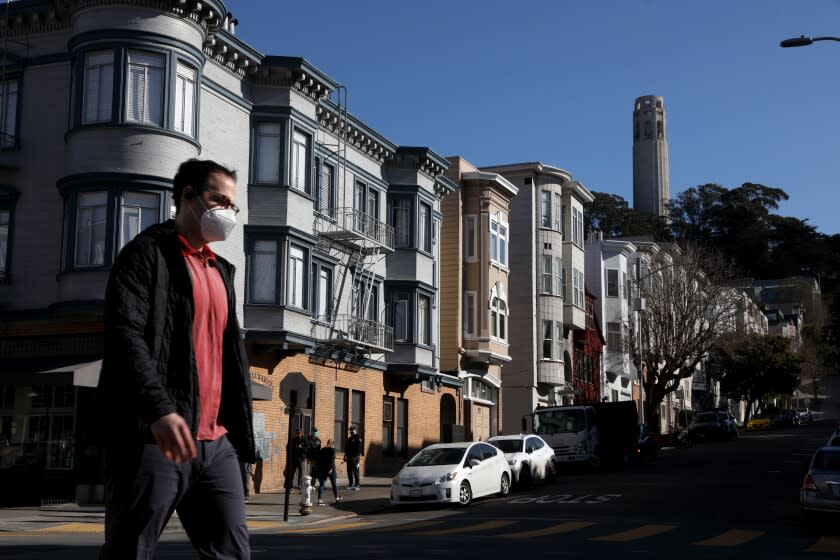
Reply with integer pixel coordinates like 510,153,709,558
584,192,670,240
713,334,801,420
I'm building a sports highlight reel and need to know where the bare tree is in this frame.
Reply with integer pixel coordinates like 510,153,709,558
630,243,741,428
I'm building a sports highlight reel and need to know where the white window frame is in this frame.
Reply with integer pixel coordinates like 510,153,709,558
540,190,551,228
254,123,282,184
573,268,585,308
287,244,306,309
250,240,277,304
607,322,622,352
418,202,431,253
174,61,196,136
541,254,552,294
125,50,164,126
290,129,309,192
554,256,563,296
490,296,508,342
553,193,562,232
542,320,552,360
556,322,564,360
82,50,114,124
463,291,476,337
490,212,508,268
317,160,335,217
417,294,430,346
119,192,159,251
74,192,107,267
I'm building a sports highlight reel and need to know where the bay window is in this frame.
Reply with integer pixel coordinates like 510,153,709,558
542,255,552,294
287,245,306,309
417,294,430,346
254,123,283,184
174,62,196,136
540,190,551,228
463,215,477,260
316,159,335,217
391,197,411,248
119,192,159,251
463,291,476,337
490,296,507,342
126,50,164,126
554,256,563,296
606,269,619,297
74,192,107,267
250,241,277,304
418,202,431,253
490,212,508,267
83,50,113,124
542,320,552,359
391,291,409,342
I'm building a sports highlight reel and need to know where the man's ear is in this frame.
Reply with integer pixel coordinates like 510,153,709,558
183,186,195,199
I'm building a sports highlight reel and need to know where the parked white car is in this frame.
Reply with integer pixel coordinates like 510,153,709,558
796,408,814,425
488,434,556,486
390,442,511,506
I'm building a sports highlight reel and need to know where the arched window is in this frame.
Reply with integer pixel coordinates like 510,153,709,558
490,296,507,342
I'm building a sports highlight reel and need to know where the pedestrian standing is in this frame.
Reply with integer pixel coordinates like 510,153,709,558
289,428,306,491
344,426,362,490
315,439,342,505
240,460,253,502
306,428,322,478
96,159,255,559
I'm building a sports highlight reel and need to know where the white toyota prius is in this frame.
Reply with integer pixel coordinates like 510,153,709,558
390,442,512,506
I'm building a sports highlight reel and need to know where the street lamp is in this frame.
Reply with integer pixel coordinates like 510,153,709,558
780,35,840,48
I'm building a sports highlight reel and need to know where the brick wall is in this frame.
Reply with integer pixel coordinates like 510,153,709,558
248,350,459,493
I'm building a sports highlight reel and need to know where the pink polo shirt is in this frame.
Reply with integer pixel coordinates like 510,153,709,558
179,235,229,441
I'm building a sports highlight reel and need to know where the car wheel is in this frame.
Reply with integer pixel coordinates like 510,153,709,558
546,460,558,482
520,465,532,487
458,481,472,506
498,473,511,497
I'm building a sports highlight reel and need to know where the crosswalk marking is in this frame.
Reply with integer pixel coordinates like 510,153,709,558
500,520,595,539
413,520,517,536
694,529,764,547
282,521,376,534
369,520,445,533
807,536,840,553
591,524,676,542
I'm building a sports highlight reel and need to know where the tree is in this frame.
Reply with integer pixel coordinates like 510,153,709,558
584,192,670,240
712,334,802,420
630,243,742,428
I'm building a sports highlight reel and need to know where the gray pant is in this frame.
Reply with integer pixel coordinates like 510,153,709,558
100,435,249,559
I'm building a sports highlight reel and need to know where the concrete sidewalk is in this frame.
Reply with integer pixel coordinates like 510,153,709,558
0,476,393,534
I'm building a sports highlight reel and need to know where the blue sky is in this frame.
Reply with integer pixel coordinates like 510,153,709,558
229,0,840,235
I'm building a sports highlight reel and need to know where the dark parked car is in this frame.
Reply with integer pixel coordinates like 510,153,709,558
687,411,730,441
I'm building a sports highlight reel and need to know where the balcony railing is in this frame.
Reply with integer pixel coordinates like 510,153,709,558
313,207,394,252
311,314,394,353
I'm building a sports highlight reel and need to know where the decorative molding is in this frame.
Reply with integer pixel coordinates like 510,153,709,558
315,103,396,164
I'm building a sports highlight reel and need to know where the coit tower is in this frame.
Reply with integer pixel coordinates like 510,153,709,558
632,95,670,217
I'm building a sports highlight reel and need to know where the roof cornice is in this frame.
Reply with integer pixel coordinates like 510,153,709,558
460,171,519,198
388,147,450,180
317,98,397,163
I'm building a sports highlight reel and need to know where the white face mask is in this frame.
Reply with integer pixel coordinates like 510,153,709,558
191,194,236,243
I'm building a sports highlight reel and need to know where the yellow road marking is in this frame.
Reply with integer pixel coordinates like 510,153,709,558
247,520,286,530
591,524,676,542
282,520,376,534
30,522,105,534
413,520,517,536
694,529,764,547
368,520,445,532
501,520,595,539
808,536,840,553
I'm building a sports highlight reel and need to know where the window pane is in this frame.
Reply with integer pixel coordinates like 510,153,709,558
255,123,282,183
75,192,107,267
396,399,407,454
382,398,393,453
541,191,551,228
334,388,347,452
419,203,430,252
83,51,113,124
542,255,552,293
288,245,305,308
499,226,507,266
126,50,164,125
418,296,428,345
120,192,159,250
607,269,619,297
251,240,276,303
174,62,196,135
555,257,563,295
464,216,476,259
393,198,411,247
0,209,9,277
291,130,308,191
317,268,331,317
554,193,562,231
543,320,552,359
351,391,364,433
464,292,475,336
394,297,408,342
318,162,333,215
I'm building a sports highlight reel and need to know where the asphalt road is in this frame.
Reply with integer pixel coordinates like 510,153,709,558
2,418,839,559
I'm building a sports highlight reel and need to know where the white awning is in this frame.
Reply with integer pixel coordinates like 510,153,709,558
40,360,103,388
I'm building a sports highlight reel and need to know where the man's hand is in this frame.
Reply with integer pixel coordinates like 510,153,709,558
150,413,197,463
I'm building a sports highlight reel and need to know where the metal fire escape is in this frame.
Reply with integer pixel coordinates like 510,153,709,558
310,86,394,367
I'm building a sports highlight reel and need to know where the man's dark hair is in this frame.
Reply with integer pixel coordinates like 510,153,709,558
173,159,237,213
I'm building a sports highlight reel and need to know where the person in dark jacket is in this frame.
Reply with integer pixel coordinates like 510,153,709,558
306,428,322,477
315,439,342,505
344,426,363,490
288,428,306,490
97,159,255,559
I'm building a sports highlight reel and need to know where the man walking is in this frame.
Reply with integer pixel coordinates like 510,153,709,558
344,426,362,490
97,159,255,559
289,428,307,490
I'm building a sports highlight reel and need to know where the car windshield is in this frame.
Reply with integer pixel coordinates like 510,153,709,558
406,447,467,467
694,413,719,422
812,450,840,471
533,409,585,434
490,439,523,453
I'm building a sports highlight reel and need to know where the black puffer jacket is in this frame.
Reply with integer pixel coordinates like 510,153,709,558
96,220,255,462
